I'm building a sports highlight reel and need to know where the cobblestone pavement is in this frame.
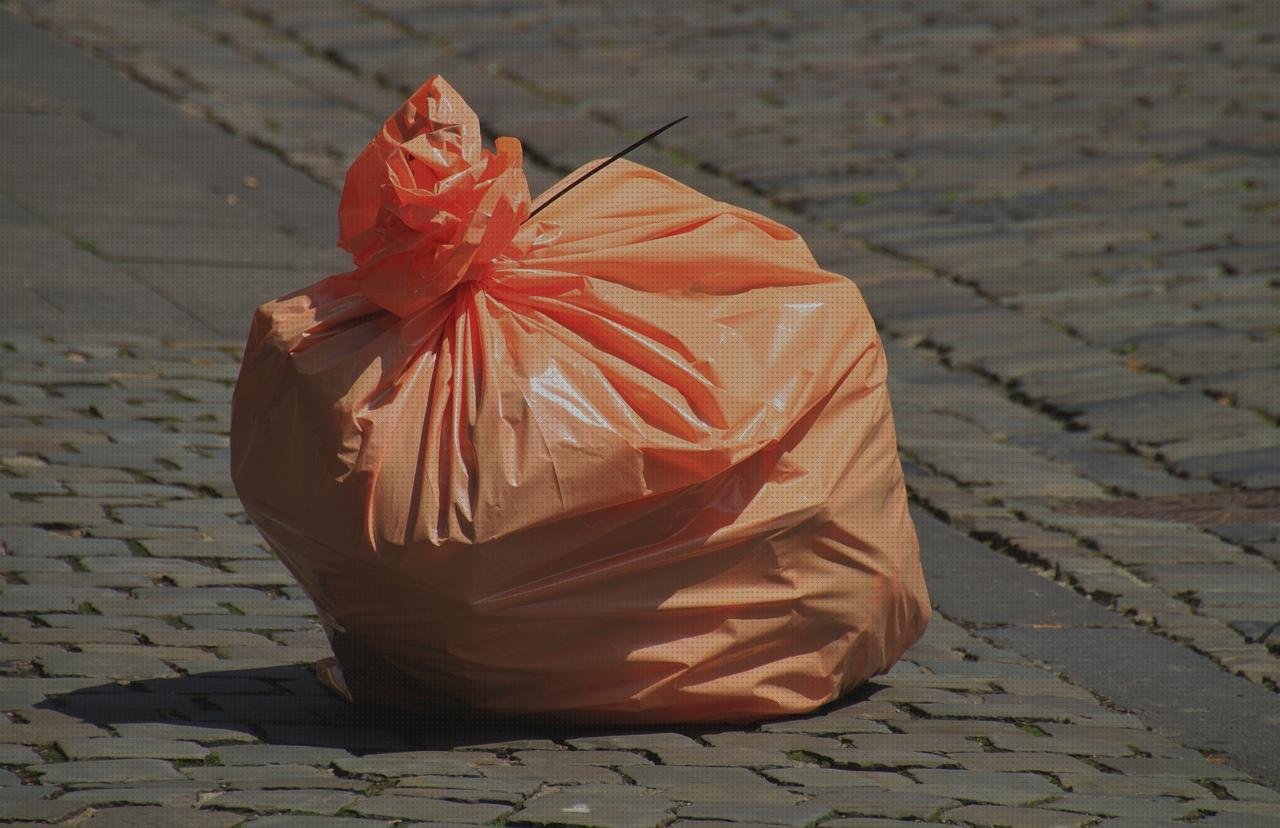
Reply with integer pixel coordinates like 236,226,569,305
2,1,1280,825
0,337,1277,827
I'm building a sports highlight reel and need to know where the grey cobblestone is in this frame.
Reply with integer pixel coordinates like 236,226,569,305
56,736,211,760
939,804,1092,827
77,806,243,827
34,758,186,785
201,788,359,816
347,793,513,824
506,784,672,828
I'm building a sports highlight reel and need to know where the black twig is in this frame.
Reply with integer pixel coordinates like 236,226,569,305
523,115,689,223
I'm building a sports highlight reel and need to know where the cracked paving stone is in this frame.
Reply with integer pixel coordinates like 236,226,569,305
509,784,675,828
347,793,512,823
201,788,360,815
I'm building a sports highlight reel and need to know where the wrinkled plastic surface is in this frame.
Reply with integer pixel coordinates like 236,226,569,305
229,76,930,724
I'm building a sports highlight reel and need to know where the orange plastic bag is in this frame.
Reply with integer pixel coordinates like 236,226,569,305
229,76,929,724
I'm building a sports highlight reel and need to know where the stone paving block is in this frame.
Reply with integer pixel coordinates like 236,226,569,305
825,821,945,828
483,756,628,786
0,743,43,763
512,749,651,767
202,788,360,815
209,744,352,766
620,763,809,802
183,764,365,790
0,584,119,612
388,785,525,807
57,736,212,760
957,752,1101,775
762,766,917,792
0,707,112,742
348,793,513,823
802,788,958,820
0,640,65,669
633,744,803,768
1046,793,1200,819
113,722,259,744
565,732,703,752
906,769,1065,806
1187,799,1280,821
758,704,907,735
397,773,542,798
677,800,837,825
1091,756,1254,780
940,804,1093,827
244,817,393,828
333,751,482,778
0,497,107,525
0,798,92,823
78,805,245,827
19,570,155,589
1218,779,1280,803
1056,772,1214,799
36,650,179,680
181,614,319,631
508,784,674,828
57,781,214,806
876,721,1018,746
35,758,185,785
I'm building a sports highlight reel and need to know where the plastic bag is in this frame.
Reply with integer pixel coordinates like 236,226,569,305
229,76,929,724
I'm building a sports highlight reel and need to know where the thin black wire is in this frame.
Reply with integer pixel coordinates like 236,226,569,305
522,115,689,223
